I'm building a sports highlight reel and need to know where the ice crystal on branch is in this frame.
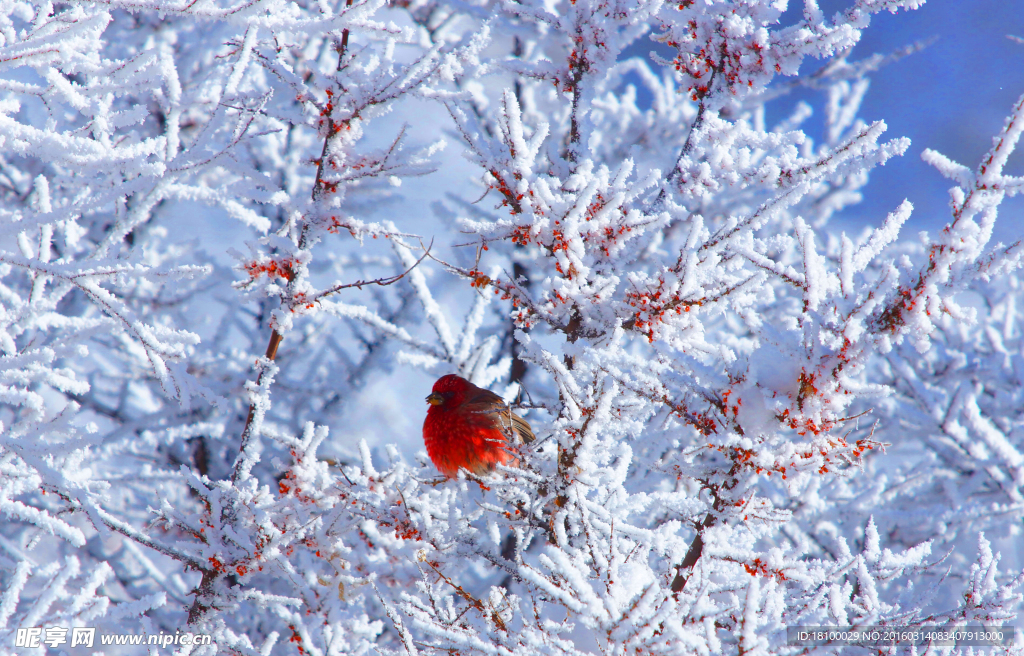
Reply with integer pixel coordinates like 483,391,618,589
0,0,1022,654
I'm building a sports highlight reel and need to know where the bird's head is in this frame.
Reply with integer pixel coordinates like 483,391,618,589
426,374,470,408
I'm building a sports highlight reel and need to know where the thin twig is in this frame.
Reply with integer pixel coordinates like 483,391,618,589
311,239,433,303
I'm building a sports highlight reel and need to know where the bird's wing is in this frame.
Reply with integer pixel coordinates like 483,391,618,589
464,388,535,444
509,411,535,444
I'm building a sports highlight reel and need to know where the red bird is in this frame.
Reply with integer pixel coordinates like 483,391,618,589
423,374,534,478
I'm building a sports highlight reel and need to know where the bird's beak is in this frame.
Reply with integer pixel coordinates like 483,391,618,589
426,392,444,406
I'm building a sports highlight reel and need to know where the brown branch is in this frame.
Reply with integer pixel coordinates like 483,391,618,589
232,1,370,484
670,512,715,593
670,493,725,594
311,0,354,204
649,66,717,211
509,257,530,385
424,250,547,321
231,329,283,483
310,239,432,303
75,500,204,569
621,273,758,333
231,243,429,484
565,26,589,166
187,570,218,626
424,560,508,632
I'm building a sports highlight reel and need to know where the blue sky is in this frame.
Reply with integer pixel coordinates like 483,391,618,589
827,0,1024,243
621,1,1024,245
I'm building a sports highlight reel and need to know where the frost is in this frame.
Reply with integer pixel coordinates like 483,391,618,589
0,0,1022,654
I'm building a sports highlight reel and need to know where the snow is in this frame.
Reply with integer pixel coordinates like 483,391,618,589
1,0,1023,654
